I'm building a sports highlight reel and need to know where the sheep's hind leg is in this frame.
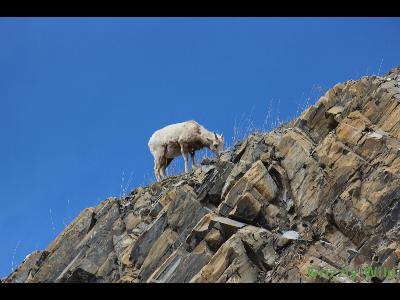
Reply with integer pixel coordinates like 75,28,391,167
160,157,169,179
162,158,173,178
157,145,168,181
190,151,197,170
154,158,161,182
160,167,167,180
180,144,189,173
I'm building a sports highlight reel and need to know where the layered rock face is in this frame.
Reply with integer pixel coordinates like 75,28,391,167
4,68,400,283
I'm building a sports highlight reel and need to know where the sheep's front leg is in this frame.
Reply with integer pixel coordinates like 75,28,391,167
180,144,189,173
190,151,197,170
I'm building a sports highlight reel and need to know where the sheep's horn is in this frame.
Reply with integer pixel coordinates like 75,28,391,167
214,132,218,140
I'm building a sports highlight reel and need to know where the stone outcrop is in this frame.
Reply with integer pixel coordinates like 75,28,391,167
4,67,400,283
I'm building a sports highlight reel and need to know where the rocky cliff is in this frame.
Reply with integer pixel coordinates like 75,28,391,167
4,67,400,283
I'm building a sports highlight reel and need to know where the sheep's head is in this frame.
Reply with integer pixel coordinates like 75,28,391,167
209,132,224,158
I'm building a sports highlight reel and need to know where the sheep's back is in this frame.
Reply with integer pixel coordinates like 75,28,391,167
148,121,204,160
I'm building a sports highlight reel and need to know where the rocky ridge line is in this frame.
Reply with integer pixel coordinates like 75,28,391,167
4,67,400,283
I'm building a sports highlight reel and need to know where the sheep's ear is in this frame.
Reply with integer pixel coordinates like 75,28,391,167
214,132,218,140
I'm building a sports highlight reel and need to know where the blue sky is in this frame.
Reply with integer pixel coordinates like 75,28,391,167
0,17,399,278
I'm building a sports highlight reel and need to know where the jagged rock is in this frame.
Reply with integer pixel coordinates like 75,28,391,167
129,185,209,282
218,160,277,219
221,160,252,199
138,228,179,280
5,67,400,283
145,214,249,283
228,192,262,222
186,213,246,251
190,233,256,283
4,251,49,283
190,226,274,283
194,160,235,205
147,242,213,283
123,212,140,232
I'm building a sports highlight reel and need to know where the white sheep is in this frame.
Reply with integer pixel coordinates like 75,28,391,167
148,120,224,181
